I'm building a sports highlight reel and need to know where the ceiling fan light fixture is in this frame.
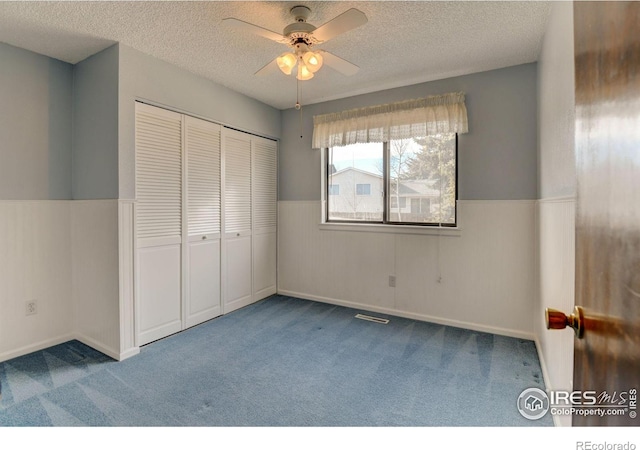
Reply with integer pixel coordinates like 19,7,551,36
303,51,323,73
276,52,297,75
297,63,314,80
225,6,367,82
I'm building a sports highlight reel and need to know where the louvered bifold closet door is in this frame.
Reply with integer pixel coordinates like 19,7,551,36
135,102,183,346
185,116,222,328
223,129,253,313
252,136,278,300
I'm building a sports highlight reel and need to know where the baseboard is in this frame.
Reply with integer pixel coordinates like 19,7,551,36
534,336,570,427
0,334,75,363
117,346,140,361
74,333,139,362
255,286,277,301
223,294,255,315
277,289,535,341
0,333,140,364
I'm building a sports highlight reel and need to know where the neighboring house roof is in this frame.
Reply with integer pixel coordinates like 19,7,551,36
331,167,383,178
397,180,440,197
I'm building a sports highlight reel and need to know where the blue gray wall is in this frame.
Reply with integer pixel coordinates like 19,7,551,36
279,63,538,201
1,40,530,203
118,44,282,199
0,42,282,201
0,43,72,200
72,44,119,199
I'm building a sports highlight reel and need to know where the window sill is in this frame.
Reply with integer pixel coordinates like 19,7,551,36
318,222,462,236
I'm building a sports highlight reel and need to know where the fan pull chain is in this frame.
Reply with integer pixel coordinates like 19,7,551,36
299,106,303,139
296,78,303,138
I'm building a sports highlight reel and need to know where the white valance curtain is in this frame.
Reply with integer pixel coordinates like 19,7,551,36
312,92,468,149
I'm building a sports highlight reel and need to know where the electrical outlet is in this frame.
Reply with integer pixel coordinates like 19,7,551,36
26,300,37,316
389,275,396,288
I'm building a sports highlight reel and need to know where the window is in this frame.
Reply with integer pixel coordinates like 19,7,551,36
356,184,371,195
326,143,383,222
328,184,340,195
326,134,457,226
314,92,467,228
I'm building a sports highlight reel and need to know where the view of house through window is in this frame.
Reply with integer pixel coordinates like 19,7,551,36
326,142,384,221
326,134,457,226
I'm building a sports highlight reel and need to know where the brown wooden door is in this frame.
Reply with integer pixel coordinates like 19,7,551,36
573,1,640,426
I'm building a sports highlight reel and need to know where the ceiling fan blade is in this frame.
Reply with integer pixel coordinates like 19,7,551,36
319,51,360,76
311,8,368,43
222,18,287,43
254,58,280,76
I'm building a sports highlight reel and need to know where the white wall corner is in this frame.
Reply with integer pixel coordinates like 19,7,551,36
71,200,121,358
118,199,137,356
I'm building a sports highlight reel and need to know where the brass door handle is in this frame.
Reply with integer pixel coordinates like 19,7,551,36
545,306,585,339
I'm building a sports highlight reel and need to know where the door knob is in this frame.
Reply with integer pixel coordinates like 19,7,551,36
545,306,584,339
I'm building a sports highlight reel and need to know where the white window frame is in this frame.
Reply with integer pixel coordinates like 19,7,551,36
320,137,461,236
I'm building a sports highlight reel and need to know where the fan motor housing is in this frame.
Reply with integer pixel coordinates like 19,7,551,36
290,5,311,22
284,5,318,46
283,22,316,38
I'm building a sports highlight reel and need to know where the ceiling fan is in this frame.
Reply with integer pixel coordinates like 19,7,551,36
223,5,368,81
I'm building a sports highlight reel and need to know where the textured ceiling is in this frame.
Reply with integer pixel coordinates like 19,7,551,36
0,1,552,110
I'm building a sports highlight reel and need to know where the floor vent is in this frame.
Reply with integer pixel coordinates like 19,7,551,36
355,314,389,324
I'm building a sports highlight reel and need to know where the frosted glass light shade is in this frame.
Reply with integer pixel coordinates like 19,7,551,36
302,51,323,73
276,52,297,75
297,64,314,80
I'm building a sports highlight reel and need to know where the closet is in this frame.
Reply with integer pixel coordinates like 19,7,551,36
135,102,277,346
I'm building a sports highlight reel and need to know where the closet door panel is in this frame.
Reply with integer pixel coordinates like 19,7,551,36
137,244,182,345
223,129,252,311
224,233,253,312
253,231,276,299
135,103,183,345
252,137,277,234
186,237,221,327
186,116,221,236
185,116,221,328
135,103,182,240
224,131,252,234
252,136,277,299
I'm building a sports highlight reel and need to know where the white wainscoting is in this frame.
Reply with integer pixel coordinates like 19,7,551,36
1,199,138,363
0,201,73,362
535,197,575,427
278,200,537,339
71,200,123,360
118,200,139,360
